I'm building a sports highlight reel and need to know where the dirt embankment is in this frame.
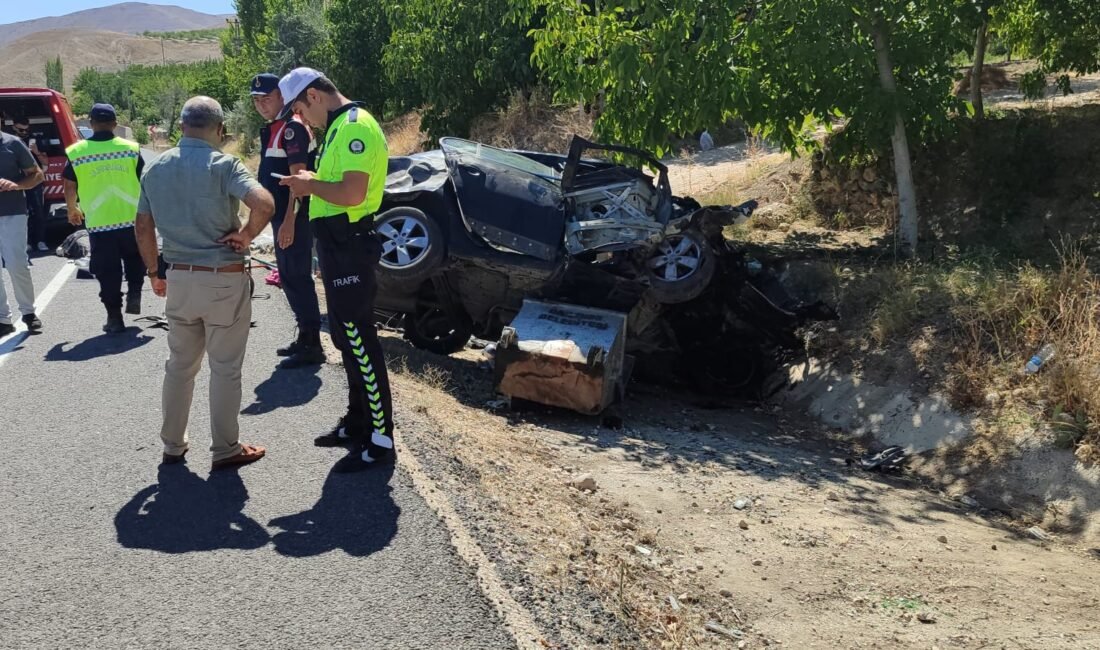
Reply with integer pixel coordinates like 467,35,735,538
673,90,1100,544
380,332,1100,649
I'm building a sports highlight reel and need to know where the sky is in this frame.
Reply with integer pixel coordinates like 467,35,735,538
2,1,235,24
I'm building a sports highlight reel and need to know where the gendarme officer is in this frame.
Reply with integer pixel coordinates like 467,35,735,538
275,68,393,473
249,73,324,367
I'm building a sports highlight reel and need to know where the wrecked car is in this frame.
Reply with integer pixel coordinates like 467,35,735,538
375,136,834,392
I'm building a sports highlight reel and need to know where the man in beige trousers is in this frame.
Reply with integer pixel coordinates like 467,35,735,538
135,96,275,470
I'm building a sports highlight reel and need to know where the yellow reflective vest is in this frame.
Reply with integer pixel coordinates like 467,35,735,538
65,137,141,230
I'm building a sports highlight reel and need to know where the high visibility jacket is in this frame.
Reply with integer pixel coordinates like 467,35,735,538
65,137,141,231
310,104,388,224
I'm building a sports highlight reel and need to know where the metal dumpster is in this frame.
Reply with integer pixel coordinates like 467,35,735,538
493,299,629,415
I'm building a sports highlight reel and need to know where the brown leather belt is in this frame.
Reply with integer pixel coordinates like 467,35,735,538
168,263,246,273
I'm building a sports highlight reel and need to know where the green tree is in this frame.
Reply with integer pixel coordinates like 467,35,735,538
267,0,329,72
521,0,969,256
968,1,1000,120
133,122,150,145
225,96,267,155
1001,0,1100,99
143,28,226,42
45,56,64,92
235,0,268,50
73,61,232,136
964,1,1100,118
223,0,334,148
384,0,536,138
326,0,392,115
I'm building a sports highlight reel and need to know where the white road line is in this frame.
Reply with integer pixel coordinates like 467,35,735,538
393,432,546,649
0,262,77,369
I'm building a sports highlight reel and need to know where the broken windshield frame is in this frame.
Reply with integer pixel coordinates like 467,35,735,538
440,137,562,183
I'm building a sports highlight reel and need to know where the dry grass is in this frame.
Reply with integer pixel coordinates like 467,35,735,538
389,354,452,391
470,89,594,153
222,138,261,173
953,64,1016,96
380,93,592,156
829,243,1100,463
951,246,1100,462
383,112,427,156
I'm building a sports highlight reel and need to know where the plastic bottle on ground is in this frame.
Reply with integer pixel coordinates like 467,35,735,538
1024,343,1056,375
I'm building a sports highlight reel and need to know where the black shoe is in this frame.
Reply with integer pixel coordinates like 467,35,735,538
103,313,125,334
22,314,42,332
279,344,326,368
278,327,321,357
161,450,188,465
277,338,303,357
314,417,361,447
333,446,392,473
126,296,141,315
0,322,14,337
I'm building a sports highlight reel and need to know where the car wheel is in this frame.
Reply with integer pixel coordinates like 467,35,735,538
375,207,445,284
404,303,473,356
645,229,716,304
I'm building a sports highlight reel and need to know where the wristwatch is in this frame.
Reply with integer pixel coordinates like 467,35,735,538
147,270,159,279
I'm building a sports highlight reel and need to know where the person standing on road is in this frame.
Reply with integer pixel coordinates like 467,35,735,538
63,104,148,334
134,96,275,470
0,121,45,338
275,68,394,473
12,116,49,253
249,72,324,367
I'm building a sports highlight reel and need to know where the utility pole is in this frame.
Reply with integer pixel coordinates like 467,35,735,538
161,37,166,66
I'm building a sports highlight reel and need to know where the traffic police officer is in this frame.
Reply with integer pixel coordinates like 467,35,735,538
275,68,393,473
250,72,324,367
63,103,147,333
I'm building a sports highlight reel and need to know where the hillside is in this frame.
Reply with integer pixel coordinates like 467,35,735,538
0,29,222,92
0,3,228,49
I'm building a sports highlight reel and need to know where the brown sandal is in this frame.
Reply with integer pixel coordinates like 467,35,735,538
211,443,266,470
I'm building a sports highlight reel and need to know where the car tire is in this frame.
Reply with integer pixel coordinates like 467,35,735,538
645,229,716,304
403,303,473,356
375,207,445,284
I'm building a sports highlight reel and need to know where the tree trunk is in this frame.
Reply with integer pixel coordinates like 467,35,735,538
971,12,989,120
870,18,919,257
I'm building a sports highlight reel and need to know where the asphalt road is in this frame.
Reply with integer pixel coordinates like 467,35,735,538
0,253,514,649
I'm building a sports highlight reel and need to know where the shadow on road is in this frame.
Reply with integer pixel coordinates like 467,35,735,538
241,364,324,416
268,462,399,557
114,464,269,553
45,331,154,362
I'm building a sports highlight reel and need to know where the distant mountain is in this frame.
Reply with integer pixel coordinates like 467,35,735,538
0,3,231,49
0,29,223,91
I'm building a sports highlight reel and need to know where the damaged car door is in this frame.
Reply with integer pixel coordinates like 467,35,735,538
440,138,566,262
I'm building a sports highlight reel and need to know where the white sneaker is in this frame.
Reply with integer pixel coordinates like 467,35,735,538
36,242,48,252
